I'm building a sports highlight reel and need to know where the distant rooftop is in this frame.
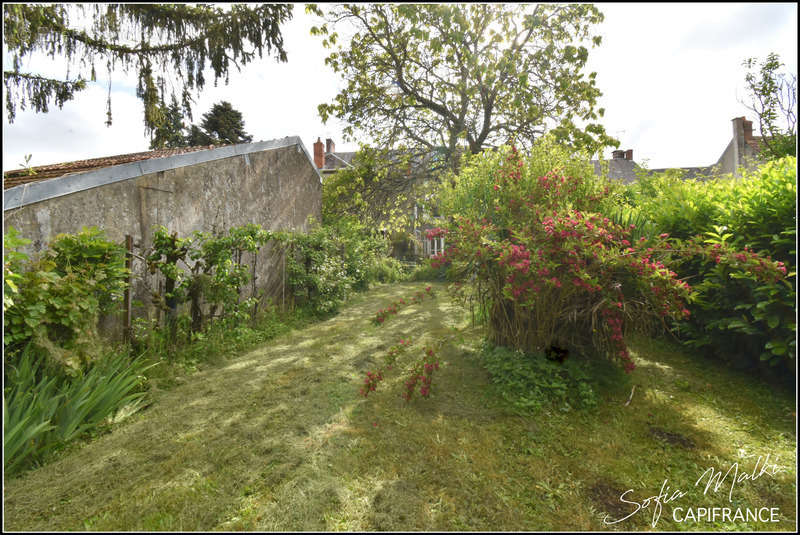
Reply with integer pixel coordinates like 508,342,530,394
3,144,229,189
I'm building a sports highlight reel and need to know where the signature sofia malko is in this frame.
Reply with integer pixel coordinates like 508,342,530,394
602,454,784,527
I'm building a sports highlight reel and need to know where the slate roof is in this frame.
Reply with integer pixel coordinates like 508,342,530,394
3,144,227,189
322,151,356,172
590,159,641,184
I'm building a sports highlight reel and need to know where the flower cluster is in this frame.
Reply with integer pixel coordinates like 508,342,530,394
401,346,441,402
372,286,435,326
425,227,448,240
359,369,384,397
359,339,441,402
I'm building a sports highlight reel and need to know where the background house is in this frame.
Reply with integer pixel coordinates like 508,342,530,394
594,116,768,181
312,137,356,179
3,136,322,327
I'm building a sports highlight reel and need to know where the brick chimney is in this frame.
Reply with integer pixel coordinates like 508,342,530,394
742,118,753,142
313,137,324,169
325,138,335,155
624,149,633,161
612,149,625,160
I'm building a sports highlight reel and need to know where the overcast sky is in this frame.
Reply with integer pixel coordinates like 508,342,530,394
2,3,797,173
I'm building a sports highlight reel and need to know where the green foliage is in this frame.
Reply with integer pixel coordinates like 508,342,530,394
368,255,410,284
408,258,448,282
322,147,441,234
4,226,128,374
149,96,188,149
196,100,253,145
479,343,601,412
3,4,293,134
281,218,390,315
146,224,273,336
315,4,618,169
436,141,787,376
624,157,796,374
3,345,153,477
3,225,30,313
741,52,797,159
49,226,129,312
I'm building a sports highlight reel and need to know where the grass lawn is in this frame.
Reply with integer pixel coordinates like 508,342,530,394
3,281,796,531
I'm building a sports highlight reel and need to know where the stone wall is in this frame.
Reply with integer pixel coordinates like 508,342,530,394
3,137,321,332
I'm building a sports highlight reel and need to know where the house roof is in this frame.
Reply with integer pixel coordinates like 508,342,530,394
646,166,714,180
3,145,226,189
322,151,356,172
590,158,641,184
4,136,321,211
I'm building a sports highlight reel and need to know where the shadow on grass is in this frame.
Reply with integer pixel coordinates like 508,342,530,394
3,282,796,532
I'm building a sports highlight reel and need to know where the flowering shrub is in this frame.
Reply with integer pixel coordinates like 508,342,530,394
401,346,440,401
437,139,788,372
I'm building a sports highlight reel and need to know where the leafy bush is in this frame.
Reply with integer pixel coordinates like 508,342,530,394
4,226,128,374
623,157,796,375
282,218,391,315
368,255,409,283
3,346,153,476
479,342,603,412
435,140,787,375
437,141,691,371
408,258,448,282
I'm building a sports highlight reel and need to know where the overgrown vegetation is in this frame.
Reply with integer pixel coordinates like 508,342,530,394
4,226,128,373
4,345,154,477
3,217,404,477
620,156,796,380
435,139,787,375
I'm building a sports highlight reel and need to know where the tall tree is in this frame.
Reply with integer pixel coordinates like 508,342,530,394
198,101,253,145
322,147,442,233
185,124,215,147
149,96,188,149
3,4,292,137
741,52,797,159
311,4,618,168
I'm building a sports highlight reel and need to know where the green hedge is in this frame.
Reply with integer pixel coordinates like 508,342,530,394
623,157,796,379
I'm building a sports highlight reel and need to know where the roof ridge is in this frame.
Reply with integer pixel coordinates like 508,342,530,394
3,144,227,179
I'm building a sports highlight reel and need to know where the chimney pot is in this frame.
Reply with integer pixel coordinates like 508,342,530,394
313,137,324,169
612,149,625,160
624,149,633,161
325,138,335,155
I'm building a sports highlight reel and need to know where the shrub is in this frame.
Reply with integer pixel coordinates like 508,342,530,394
408,258,448,282
282,218,391,315
438,141,689,371
436,140,787,374
4,226,128,374
623,157,796,376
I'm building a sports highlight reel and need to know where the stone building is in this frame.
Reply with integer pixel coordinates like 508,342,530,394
3,136,322,324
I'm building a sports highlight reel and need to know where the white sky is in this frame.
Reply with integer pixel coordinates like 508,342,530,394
2,3,797,173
